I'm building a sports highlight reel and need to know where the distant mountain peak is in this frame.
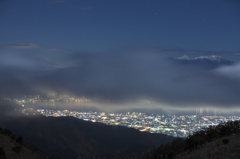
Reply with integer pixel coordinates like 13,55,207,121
194,55,225,62
174,55,234,68
177,55,224,60
177,55,190,60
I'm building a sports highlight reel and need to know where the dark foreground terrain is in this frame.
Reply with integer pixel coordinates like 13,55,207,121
0,99,174,158
142,120,240,159
0,127,50,159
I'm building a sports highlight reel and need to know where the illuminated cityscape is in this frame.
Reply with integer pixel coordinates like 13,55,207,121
6,95,240,138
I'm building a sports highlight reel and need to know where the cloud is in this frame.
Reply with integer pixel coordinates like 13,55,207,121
1,48,240,110
31,50,240,108
2,43,43,49
214,64,240,79
1,43,74,53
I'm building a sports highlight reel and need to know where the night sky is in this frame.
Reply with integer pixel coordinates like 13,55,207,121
1,0,240,113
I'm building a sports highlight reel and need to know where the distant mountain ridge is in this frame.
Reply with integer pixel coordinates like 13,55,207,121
172,55,235,69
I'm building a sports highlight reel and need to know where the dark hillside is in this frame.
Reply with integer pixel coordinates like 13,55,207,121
0,99,175,158
0,115,174,158
142,120,240,159
176,134,240,159
0,127,49,159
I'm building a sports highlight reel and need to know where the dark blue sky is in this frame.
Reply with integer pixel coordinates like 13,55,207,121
1,0,240,112
1,0,240,52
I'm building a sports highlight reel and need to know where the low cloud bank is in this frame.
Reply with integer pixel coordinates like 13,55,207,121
1,48,240,110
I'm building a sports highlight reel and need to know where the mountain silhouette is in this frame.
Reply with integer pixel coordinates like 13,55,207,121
0,99,175,158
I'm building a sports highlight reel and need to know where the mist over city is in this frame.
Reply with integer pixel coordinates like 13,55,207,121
1,46,240,114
